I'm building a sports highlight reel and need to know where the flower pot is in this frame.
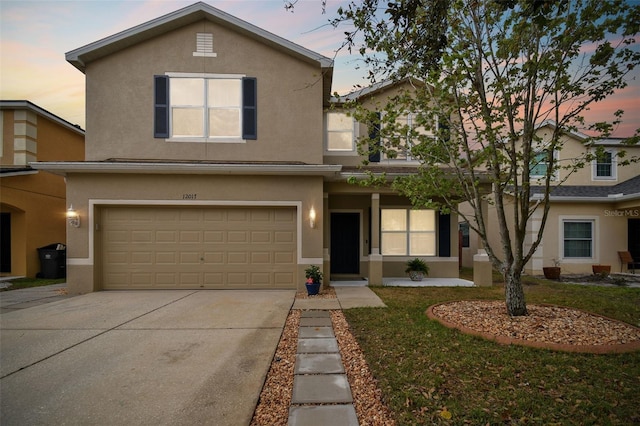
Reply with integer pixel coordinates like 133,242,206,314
592,265,611,276
543,267,561,280
306,282,321,295
408,271,424,282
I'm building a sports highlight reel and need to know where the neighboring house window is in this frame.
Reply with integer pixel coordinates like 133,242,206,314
530,149,557,179
381,112,435,161
592,149,617,180
459,221,470,248
381,209,436,255
154,74,257,141
325,112,355,152
563,220,594,258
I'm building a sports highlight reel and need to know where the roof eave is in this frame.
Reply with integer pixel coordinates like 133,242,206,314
29,161,342,177
530,194,640,203
0,100,85,135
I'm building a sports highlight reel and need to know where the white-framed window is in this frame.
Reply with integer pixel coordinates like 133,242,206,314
592,148,617,180
381,208,436,255
154,73,256,142
381,112,436,161
562,219,594,259
170,76,241,139
324,111,356,152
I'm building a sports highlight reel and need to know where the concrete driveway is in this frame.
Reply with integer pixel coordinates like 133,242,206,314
0,289,295,425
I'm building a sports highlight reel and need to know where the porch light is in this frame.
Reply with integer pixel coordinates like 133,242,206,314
309,207,317,229
67,205,80,228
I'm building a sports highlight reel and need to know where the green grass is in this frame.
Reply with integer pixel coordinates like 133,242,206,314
1,277,65,291
344,282,640,425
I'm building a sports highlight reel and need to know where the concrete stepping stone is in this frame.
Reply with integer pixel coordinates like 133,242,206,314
288,404,359,426
299,326,334,338
297,337,339,353
291,374,353,404
300,310,331,318
299,316,333,327
295,353,345,374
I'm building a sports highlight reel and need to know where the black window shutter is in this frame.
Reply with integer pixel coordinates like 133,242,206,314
242,77,257,140
368,112,381,162
154,75,169,138
438,212,451,257
438,117,450,143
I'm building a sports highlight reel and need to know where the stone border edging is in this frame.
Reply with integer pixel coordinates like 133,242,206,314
426,301,640,354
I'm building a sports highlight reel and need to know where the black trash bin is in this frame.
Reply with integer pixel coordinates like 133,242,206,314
37,243,66,279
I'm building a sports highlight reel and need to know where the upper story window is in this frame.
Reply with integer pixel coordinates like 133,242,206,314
325,112,356,153
529,149,557,180
592,149,617,180
154,73,257,142
381,208,436,256
381,112,435,161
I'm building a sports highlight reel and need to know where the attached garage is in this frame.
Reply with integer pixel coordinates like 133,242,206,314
101,205,297,289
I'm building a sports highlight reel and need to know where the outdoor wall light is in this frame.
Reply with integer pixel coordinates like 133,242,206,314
309,207,317,229
67,205,80,228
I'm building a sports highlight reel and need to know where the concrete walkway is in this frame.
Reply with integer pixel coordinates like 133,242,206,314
288,310,358,426
288,285,386,426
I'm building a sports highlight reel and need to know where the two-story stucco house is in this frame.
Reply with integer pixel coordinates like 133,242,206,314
459,120,640,276
1,100,85,278
32,2,460,294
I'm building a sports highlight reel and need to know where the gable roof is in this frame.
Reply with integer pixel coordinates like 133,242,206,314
332,77,427,103
65,2,333,73
0,100,85,136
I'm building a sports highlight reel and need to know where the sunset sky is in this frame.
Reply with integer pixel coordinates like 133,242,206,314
1,0,638,136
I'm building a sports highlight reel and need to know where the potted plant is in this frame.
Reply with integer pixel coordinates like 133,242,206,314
543,258,561,280
304,265,323,295
405,258,429,281
592,264,611,276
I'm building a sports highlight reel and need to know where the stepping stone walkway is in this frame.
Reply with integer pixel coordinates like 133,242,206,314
288,310,359,426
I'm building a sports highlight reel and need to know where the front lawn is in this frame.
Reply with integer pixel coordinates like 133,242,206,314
343,282,640,425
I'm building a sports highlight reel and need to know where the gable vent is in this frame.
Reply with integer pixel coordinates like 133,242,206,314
194,33,217,57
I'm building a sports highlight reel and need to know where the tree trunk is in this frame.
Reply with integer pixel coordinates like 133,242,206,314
504,268,528,316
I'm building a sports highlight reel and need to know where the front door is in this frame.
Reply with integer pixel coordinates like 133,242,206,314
330,212,360,274
0,213,10,273
629,218,640,261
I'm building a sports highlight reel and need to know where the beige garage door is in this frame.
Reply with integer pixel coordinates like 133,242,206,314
101,206,297,289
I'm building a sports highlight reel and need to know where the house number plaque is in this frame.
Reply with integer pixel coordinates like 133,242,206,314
182,194,197,199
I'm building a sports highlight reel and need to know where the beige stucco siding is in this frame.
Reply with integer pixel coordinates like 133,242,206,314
64,173,323,293
526,202,639,275
85,20,323,163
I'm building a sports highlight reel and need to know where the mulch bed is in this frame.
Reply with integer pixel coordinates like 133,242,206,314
427,300,640,353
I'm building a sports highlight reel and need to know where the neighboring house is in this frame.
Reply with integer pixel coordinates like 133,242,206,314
459,120,640,275
0,100,85,278
32,2,460,294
